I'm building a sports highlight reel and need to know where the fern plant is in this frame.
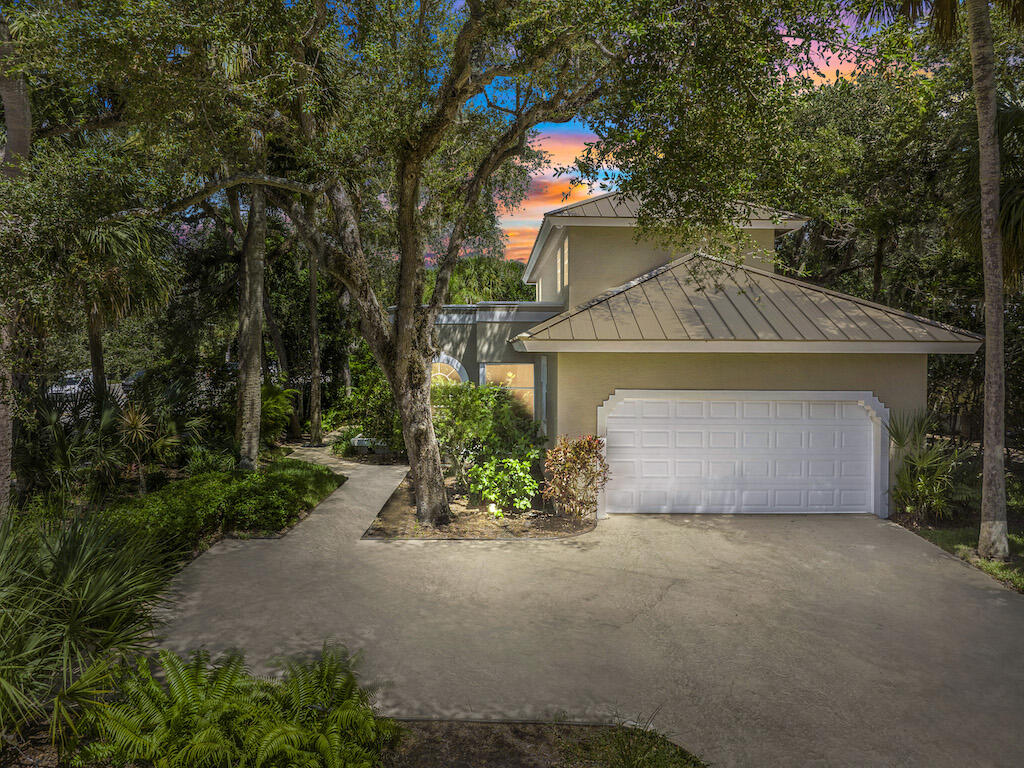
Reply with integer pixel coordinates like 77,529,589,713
80,646,400,768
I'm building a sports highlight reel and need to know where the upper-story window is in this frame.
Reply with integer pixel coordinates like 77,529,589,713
561,240,569,291
555,239,569,293
484,363,535,416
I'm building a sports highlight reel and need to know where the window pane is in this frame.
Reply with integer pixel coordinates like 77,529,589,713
510,387,535,416
431,362,461,385
484,363,534,389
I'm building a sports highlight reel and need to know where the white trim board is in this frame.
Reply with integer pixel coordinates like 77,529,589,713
514,339,980,354
595,389,891,519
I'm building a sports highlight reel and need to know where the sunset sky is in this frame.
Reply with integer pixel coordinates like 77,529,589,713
498,37,859,262
499,121,597,263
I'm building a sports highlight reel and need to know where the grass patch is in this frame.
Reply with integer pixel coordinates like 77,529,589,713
915,525,1024,592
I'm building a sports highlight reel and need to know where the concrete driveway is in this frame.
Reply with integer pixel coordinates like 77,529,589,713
161,448,1024,767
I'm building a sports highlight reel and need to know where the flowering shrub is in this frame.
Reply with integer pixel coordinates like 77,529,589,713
543,435,610,518
468,450,540,516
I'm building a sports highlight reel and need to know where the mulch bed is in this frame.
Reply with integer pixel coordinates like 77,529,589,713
363,475,595,540
380,720,704,768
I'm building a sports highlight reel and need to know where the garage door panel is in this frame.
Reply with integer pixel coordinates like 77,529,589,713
603,394,875,515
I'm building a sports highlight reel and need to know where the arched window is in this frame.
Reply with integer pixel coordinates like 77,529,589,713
430,353,468,385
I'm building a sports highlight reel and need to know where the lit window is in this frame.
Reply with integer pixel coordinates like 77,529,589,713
430,361,463,385
484,363,535,416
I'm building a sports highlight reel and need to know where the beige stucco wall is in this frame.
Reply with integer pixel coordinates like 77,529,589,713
564,227,781,306
553,352,928,438
567,228,675,306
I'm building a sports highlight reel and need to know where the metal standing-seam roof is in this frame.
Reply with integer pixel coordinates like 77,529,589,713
512,255,982,354
542,191,801,222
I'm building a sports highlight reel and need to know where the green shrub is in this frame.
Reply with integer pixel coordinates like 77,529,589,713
80,646,400,768
104,472,235,549
469,450,540,516
888,412,975,523
0,515,172,750
330,425,364,457
432,383,543,490
105,459,343,547
223,460,342,532
260,382,298,446
321,405,351,433
184,444,235,475
543,435,611,518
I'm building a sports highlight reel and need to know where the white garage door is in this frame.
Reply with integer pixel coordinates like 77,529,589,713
602,393,878,515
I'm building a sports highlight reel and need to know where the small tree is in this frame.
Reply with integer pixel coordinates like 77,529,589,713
543,435,610,519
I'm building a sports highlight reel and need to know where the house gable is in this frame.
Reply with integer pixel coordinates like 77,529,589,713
522,191,805,307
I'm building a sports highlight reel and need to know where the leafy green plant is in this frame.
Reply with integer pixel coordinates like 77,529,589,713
543,435,611,518
468,450,540,516
0,515,172,751
260,382,299,447
105,459,343,547
321,406,353,433
888,412,975,524
432,383,543,491
184,444,236,475
330,425,364,458
81,646,400,768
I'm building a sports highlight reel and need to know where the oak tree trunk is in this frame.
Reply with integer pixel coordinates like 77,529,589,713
394,365,450,525
966,0,1008,559
235,186,267,471
309,249,322,445
87,305,107,406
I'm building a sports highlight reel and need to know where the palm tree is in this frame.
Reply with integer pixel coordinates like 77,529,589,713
73,218,176,407
858,1,1021,559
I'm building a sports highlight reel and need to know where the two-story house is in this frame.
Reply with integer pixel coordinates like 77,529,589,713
431,192,981,519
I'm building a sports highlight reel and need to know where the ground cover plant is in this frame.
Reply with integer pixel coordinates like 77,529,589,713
379,720,706,768
916,525,1024,592
909,455,1024,592
104,458,343,550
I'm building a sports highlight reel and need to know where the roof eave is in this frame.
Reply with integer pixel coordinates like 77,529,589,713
512,338,982,355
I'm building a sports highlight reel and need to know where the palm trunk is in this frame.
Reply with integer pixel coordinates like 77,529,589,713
1,11,31,518
263,290,301,439
235,186,267,471
309,249,322,445
394,366,450,525
0,325,12,516
87,305,107,406
966,0,1008,560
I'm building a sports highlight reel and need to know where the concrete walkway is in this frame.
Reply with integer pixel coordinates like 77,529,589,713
161,446,1024,767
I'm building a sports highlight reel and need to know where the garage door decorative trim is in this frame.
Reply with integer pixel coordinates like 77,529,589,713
597,390,891,518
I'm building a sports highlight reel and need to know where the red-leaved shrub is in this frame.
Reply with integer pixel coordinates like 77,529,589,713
543,435,610,518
